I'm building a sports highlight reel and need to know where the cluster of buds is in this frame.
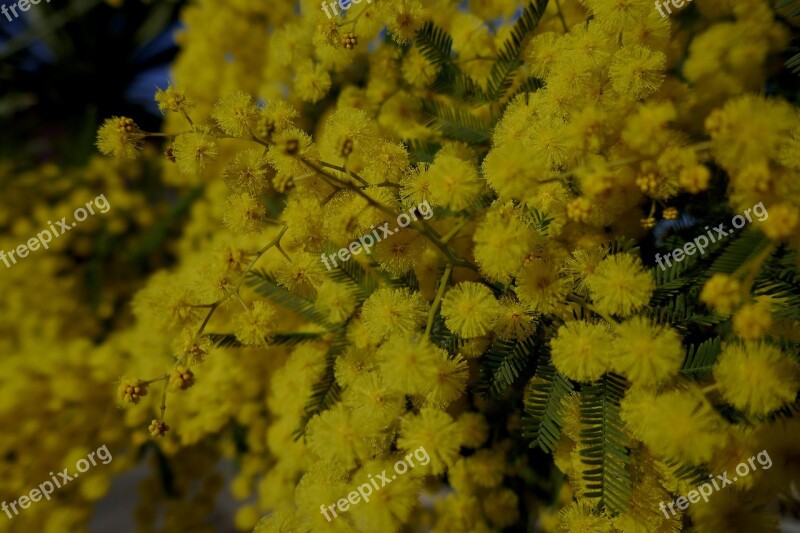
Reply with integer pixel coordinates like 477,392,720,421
566,197,591,223
640,216,657,229
118,379,148,405
663,207,679,220
169,365,195,391
149,419,170,438
635,172,662,195
341,32,358,50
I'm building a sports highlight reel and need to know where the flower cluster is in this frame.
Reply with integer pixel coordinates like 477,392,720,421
9,0,800,531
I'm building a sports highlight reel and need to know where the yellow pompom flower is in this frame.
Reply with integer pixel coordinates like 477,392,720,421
700,273,741,315
385,0,427,44
256,99,298,142
550,320,613,382
294,61,332,103
559,501,613,533
427,153,483,211
760,203,798,240
373,229,426,276
426,350,469,406
482,140,549,201
612,317,683,387
679,164,711,193
234,301,276,346
402,46,438,87
96,116,145,159
344,373,405,432
155,85,196,114
334,347,376,388
440,282,499,339
622,387,725,465
516,259,570,315
361,288,428,342
323,107,378,160
732,302,772,340
714,342,800,416
267,127,319,178
212,91,259,137
377,336,438,395
172,128,218,174
315,279,357,324
609,45,666,99
473,203,533,283
349,458,421,532
362,140,410,184
306,404,371,469
397,407,461,475
222,192,265,235
491,296,537,340
223,149,270,197
455,412,489,449
586,254,654,317
274,252,326,298
525,32,563,79
481,488,519,529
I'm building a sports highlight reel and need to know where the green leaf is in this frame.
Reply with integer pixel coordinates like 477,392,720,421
405,139,442,164
294,335,349,439
486,0,548,101
205,333,243,348
680,337,721,378
646,293,727,330
522,359,574,453
663,459,710,485
245,270,334,328
706,230,770,277
205,332,325,347
475,335,538,398
323,243,382,301
415,21,454,67
578,373,632,515
420,99,492,145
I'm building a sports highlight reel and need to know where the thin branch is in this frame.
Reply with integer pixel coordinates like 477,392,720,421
426,264,453,337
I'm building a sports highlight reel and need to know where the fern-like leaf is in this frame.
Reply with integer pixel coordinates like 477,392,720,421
522,359,574,453
246,270,333,327
415,22,453,67
579,373,632,515
323,244,381,301
475,335,538,397
294,335,348,439
205,333,243,348
420,99,492,144
706,230,770,277
486,0,548,101
680,337,721,378
205,331,325,348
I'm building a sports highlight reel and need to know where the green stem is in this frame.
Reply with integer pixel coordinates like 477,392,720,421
554,0,569,33
426,264,453,337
